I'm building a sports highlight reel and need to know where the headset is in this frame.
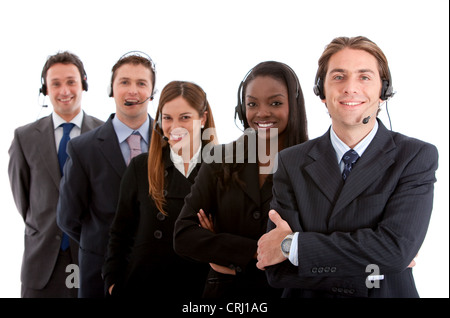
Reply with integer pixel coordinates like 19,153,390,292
153,110,169,141
40,63,88,96
313,68,394,101
234,62,300,127
108,50,157,98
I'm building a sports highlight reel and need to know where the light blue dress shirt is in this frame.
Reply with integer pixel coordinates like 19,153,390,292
112,115,150,164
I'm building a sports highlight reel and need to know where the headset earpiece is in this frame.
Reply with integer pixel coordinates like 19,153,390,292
155,111,162,129
380,79,394,101
313,77,325,100
40,84,47,96
82,75,88,92
234,81,245,124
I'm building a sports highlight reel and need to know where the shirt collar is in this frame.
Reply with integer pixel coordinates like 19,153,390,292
330,120,379,163
170,145,201,177
52,111,83,129
112,115,150,144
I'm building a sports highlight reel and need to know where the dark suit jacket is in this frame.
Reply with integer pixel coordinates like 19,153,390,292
174,142,282,298
265,119,438,298
102,149,209,298
56,113,153,298
8,112,104,290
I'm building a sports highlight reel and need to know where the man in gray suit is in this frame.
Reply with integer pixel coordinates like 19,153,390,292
256,36,438,298
8,51,104,297
57,52,155,298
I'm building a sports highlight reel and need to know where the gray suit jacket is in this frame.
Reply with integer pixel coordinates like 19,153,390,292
266,119,438,298
8,112,104,289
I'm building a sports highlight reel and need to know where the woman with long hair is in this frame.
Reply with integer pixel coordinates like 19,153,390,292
103,80,218,297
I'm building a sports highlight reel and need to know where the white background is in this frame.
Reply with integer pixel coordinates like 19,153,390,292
0,0,448,298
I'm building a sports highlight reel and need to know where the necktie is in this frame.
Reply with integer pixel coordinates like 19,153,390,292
342,149,360,181
127,132,142,165
58,123,75,251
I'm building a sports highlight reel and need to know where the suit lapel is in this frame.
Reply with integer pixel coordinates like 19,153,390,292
97,115,127,178
80,111,98,133
238,162,260,205
331,121,396,218
304,130,342,204
35,115,61,189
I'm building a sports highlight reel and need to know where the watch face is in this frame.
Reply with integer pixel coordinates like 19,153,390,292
281,237,292,253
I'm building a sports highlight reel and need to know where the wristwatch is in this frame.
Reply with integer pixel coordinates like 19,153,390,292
281,233,294,258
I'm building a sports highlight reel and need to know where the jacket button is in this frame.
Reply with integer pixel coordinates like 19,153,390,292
324,266,330,273
154,230,162,239
311,267,318,274
330,267,337,273
318,267,324,273
157,212,166,221
252,211,261,220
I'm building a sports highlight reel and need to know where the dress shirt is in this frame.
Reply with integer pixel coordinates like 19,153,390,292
170,145,201,177
53,111,83,152
112,115,150,164
288,121,379,266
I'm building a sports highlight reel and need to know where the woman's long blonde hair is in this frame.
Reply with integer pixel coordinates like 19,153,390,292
148,80,218,215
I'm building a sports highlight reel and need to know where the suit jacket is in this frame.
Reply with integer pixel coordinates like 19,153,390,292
8,112,104,290
265,119,439,298
174,141,282,298
56,113,153,297
102,149,209,298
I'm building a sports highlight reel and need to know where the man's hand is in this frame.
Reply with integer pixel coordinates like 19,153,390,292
256,210,292,270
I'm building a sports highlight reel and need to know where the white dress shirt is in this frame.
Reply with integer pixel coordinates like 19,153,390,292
53,111,84,152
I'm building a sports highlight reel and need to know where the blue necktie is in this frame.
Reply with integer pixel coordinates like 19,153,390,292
342,149,360,181
58,123,75,251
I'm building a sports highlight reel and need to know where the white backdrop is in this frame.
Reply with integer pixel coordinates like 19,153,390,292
0,0,448,298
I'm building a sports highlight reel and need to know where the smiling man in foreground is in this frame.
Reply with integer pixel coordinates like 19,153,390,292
256,36,439,298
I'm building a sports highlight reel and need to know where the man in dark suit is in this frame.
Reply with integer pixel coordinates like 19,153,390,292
56,52,155,298
256,36,438,298
8,51,104,297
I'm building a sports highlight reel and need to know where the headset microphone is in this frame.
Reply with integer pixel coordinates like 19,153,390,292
362,115,371,124
362,108,379,124
124,96,152,106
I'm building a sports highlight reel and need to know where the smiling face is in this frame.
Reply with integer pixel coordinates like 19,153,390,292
323,48,383,130
245,76,289,141
46,63,83,121
112,63,153,128
161,96,206,159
